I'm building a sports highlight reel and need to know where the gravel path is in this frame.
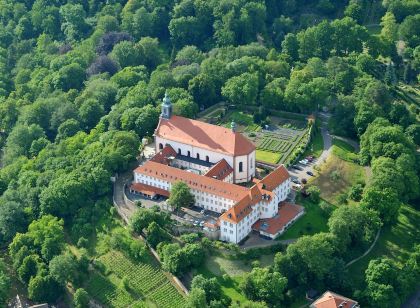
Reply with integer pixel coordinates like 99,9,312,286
346,229,381,267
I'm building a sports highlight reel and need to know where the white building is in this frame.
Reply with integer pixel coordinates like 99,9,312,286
130,93,296,244
155,92,256,184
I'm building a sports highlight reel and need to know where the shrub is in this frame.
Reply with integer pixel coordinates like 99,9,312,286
77,237,88,248
348,183,364,201
319,201,334,217
337,193,348,205
73,288,89,308
330,170,341,180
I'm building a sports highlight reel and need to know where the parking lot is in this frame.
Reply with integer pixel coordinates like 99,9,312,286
178,206,220,228
287,156,318,185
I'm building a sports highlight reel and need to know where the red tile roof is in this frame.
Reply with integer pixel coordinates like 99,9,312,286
252,202,304,235
130,183,170,197
312,291,358,308
219,166,290,224
134,160,249,201
204,159,233,180
150,145,177,165
155,115,255,156
258,165,290,191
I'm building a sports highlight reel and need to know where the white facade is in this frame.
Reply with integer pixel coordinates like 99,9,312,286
134,172,237,214
219,179,291,244
156,136,255,183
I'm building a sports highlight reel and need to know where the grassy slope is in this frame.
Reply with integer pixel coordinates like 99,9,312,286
331,138,358,162
196,262,247,303
347,204,420,289
311,155,366,204
277,198,330,240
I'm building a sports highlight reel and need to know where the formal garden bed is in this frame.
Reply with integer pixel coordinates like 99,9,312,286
198,107,312,165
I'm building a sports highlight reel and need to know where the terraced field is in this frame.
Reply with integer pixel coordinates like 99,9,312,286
87,251,185,308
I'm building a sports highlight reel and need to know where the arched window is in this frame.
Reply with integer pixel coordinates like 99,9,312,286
187,151,191,157
206,156,209,162
178,148,181,155
239,162,243,172
196,153,200,160
159,143,163,150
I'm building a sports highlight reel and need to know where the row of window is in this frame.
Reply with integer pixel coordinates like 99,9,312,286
158,143,211,162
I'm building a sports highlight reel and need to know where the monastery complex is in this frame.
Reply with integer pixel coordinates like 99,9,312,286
131,93,303,244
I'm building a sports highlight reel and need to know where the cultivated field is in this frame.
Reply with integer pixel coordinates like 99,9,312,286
87,250,185,308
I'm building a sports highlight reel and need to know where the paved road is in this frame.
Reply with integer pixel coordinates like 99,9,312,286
288,123,332,183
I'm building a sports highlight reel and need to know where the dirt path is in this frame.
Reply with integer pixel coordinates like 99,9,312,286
346,229,381,267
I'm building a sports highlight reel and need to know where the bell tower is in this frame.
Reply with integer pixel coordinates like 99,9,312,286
161,91,172,119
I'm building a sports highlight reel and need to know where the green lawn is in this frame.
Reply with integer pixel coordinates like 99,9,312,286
347,204,420,289
331,138,358,162
256,149,281,164
277,198,330,240
302,127,323,158
196,263,247,303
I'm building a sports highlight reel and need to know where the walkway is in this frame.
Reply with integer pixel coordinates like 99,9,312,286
113,171,137,223
240,232,297,250
346,229,381,267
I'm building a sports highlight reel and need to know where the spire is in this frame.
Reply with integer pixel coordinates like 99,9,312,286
161,90,172,119
231,120,237,133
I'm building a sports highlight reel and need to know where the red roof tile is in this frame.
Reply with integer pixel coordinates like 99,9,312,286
150,145,177,165
155,115,255,156
252,202,304,235
312,291,358,308
259,165,290,191
130,183,170,197
134,161,249,201
204,159,233,180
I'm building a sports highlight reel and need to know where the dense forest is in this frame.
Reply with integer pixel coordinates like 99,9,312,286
0,0,419,307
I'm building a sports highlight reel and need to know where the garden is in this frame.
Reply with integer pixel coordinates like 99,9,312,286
198,107,311,165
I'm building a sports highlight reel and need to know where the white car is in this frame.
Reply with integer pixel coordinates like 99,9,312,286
299,159,308,165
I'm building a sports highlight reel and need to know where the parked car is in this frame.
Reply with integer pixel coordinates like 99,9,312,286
292,165,303,171
292,178,300,184
306,155,315,161
306,171,314,176
299,160,307,165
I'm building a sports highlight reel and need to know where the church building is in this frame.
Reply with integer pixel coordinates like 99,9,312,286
130,93,299,244
155,92,256,184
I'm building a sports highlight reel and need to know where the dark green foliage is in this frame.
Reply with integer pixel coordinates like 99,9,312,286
158,242,205,276
73,288,89,308
146,222,170,248
241,267,287,306
168,181,195,210
191,275,222,304
0,259,11,306
28,274,62,303
0,0,418,305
